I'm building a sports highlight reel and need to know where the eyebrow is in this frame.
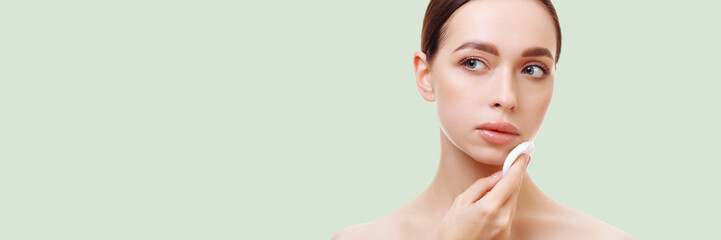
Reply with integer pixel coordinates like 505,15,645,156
452,41,554,60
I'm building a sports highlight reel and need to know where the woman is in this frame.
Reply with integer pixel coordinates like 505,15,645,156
334,0,632,239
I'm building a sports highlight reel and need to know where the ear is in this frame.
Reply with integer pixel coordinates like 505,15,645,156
413,51,435,102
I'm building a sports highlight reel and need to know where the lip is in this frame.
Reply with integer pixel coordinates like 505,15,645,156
476,121,520,145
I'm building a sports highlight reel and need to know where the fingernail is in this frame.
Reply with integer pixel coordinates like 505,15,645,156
491,171,502,179
525,155,531,166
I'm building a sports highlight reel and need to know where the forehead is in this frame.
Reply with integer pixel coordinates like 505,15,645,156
441,0,556,57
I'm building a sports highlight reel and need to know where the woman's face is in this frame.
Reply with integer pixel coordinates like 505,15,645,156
414,0,557,165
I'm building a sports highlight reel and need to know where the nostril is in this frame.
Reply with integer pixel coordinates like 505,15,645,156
492,102,515,111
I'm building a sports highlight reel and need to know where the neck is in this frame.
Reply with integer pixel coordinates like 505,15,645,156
409,128,550,223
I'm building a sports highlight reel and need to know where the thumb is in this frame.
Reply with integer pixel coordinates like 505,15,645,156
454,171,503,205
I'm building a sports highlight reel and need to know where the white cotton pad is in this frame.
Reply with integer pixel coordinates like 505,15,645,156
502,141,535,177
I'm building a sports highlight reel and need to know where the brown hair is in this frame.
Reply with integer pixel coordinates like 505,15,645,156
421,0,562,64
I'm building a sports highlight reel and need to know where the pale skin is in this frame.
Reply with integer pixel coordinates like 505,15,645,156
333,0,632,239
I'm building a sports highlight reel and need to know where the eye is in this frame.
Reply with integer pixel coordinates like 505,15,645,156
460,57,486,71
521,64,549,79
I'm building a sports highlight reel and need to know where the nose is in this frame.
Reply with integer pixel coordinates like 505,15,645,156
488,68,518,112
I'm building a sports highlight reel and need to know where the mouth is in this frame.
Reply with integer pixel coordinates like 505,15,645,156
476,121,520,145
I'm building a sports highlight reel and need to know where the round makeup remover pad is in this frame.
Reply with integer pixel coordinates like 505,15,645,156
502,141,535,177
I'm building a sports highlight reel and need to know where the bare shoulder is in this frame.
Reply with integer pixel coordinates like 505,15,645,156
332,214,413,240
331,221,375,240
518,200,631,240
552,206,633,240
331,215,411,240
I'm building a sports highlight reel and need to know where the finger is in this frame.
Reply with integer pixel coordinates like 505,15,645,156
496,179,523,217
455,170,503,205
475,153,530,208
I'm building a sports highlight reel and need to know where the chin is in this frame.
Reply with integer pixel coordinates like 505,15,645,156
468,145,509,166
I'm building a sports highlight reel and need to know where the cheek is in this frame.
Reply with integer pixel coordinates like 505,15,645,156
434,74,478,136
522,87,553,135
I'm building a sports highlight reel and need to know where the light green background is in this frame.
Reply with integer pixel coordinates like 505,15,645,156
2,0,719,239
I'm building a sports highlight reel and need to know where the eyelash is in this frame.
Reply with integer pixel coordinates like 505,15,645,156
459,56,489,71
459,56,550,80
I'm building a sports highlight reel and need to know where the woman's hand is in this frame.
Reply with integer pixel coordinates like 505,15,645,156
436,154,530,240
